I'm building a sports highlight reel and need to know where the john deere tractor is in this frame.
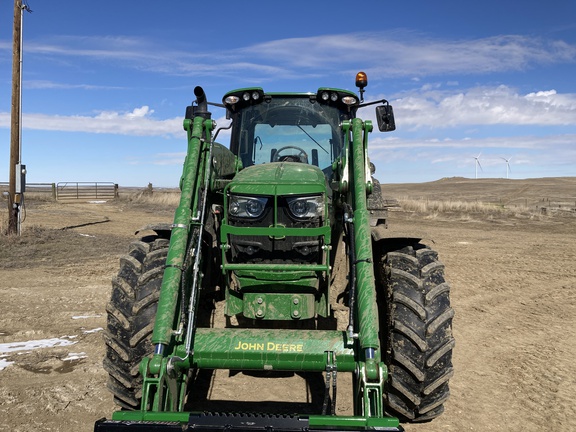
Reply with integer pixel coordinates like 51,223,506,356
96,73,454,432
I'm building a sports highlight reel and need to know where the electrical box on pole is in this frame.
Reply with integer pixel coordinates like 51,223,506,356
15,164,26,194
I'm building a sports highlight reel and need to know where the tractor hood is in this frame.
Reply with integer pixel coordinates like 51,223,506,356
228,162,328,196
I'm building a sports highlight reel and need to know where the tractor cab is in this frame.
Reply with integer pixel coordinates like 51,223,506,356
223,88,361,175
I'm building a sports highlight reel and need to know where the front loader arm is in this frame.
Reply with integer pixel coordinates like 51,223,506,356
342,118,388,417
140,87,215,411
348,118,380,356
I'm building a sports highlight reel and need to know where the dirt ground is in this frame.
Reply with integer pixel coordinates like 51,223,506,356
1,180,576,431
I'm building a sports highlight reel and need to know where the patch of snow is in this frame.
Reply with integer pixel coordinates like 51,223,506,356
62,352,87,361
88,200,107,204
0,337,77,354
78,233,96,238
72,315,102,320
0,358,14,371
82,327,103,334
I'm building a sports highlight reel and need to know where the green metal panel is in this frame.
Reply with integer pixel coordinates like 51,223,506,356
223,262,328,272
210,142,237,191
111,411,190,423
232,270,320,283
230,162,327,188
221,225,330,238
348,119,380,353
189,328,357,372
308,415,400,429
241,292,316,320
226,164,327,199
152,116,212,346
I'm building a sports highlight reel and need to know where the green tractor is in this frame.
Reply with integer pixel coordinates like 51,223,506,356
96,73,454,432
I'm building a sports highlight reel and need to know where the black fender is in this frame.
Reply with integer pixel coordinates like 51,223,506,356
135,223,173,240
371,223,433,245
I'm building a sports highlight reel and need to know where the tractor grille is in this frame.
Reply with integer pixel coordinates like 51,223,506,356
229,197,323,264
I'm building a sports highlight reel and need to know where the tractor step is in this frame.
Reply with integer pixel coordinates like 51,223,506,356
95,413,403,432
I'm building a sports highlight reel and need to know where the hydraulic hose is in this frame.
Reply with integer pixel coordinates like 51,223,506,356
344,204,357,340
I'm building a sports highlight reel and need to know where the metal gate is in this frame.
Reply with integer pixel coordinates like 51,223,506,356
56,182,117,201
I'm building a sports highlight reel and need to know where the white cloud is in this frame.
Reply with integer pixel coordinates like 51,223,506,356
0,84,574,145
126,106,154,118
369,133,576,151
243,32,576,78
0,108,182,137
0,83,574,145
17,32,576,80
25,80,122,90
368,85,576,128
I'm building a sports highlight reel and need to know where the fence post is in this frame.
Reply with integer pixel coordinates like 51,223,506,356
51,183,56,200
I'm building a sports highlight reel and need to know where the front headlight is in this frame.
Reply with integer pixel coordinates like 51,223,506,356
286,195,324,219
229,195,268,218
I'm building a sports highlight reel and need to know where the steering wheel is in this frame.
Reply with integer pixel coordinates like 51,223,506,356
272,146,309,164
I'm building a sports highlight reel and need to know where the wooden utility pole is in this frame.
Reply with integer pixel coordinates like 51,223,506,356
7,0,25,235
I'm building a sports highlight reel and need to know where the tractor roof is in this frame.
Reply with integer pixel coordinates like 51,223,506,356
222,87,361,115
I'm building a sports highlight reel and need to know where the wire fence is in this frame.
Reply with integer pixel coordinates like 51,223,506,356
1,182,118,201
0,182,56,199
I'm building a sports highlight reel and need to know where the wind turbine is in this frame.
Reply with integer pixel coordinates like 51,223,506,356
501,157,512,179
473,153,483,179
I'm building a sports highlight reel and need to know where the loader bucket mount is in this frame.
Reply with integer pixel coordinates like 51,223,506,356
95,412,402,432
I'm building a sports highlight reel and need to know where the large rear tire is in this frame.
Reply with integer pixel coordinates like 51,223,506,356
103,236,169,409
374,242,455,422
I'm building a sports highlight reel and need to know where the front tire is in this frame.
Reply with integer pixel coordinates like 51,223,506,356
103,236,168,409
375,242,455,422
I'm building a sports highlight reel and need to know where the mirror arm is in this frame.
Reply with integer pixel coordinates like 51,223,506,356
207,101,226,108
358,98,389,109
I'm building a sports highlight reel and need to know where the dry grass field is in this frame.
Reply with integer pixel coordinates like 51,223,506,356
1,176,575,431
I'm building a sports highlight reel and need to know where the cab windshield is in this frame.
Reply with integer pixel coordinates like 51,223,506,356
232,96,345,172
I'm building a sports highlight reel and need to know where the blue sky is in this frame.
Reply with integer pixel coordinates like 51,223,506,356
1,0,575,187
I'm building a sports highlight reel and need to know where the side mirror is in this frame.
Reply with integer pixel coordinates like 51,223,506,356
376,104,396,132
